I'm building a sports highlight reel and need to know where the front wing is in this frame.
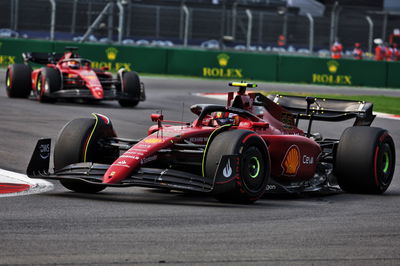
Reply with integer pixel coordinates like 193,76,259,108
27,139,236,193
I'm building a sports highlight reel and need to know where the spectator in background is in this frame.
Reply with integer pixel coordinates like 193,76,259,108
352,42,363,60
331,39,343,59
392,43,400,61
277,34,286,46
374,39,386,61
385,42,393,61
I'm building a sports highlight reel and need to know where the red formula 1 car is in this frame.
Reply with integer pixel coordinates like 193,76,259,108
27,82,396,203
5,47,145,107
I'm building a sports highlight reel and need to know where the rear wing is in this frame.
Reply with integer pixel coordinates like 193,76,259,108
22,52,64,65
266,94,375,126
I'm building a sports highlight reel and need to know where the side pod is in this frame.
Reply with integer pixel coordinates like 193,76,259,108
27,138,51,177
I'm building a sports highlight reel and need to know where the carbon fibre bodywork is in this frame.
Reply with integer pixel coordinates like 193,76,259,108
27,82,393,202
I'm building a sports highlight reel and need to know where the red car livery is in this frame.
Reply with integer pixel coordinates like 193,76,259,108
27,82,396,203
5,47,145,107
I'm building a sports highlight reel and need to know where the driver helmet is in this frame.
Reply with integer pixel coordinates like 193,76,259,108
213,112,239,126
68,60,80,69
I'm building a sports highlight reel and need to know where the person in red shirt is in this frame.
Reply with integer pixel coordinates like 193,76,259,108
374,39,386,61
331,40,343,59
390,43,399,61
385,43,393,61
352,43,363,60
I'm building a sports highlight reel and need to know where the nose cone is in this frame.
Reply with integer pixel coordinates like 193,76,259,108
93,87,104,99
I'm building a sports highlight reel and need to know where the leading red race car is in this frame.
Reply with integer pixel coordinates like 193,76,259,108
27,82,396,203
5,47,145,107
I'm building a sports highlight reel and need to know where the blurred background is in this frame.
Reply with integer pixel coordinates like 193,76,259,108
1,0,400,57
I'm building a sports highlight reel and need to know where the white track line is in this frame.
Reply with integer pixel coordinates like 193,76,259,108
0,169,53,197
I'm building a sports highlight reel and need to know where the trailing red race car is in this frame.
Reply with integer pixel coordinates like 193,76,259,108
27,82,396,203
5,47,145,107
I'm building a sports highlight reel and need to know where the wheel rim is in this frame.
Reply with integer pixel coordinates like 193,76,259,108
382,152,390,174
37,77,42,94
248,156,260,178
379,143,393,184
6,74,10,87
241,146,265,192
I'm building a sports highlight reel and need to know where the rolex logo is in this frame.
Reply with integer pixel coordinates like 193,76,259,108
105,47,118,61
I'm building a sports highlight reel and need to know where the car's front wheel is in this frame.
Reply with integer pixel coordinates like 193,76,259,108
54,116,118,193
36,67,61,103
206,130,270,203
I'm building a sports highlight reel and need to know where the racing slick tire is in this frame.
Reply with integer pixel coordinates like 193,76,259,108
36,67,61,103
6,64,32,98
205,130,270,203
54,117,118,193
334,126,395,194
118,71,141,108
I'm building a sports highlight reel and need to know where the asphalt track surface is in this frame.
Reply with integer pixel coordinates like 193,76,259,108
1,69,400,265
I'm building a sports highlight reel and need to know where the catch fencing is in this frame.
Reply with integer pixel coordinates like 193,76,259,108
0,38,399,88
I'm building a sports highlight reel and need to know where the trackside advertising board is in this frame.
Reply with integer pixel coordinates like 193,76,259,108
278,56,388,88
166,49,278,81
0,38,399,88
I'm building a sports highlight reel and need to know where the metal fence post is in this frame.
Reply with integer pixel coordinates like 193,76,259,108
108,2,114,41
14,0,19,30
156,6,160,38
232,1,238,39
71,0,78,35
246,9,253,49
182,5,189,47
126,0,132,37
10,0,15,30
329,1,338,47
366,15,373,54
12,0,19,31
117,1,125,44
49,0,56,40
382,12,388,41
306,13,314,53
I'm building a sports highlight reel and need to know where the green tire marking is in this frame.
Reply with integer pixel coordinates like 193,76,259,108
249,156,260,178
383,152,390,174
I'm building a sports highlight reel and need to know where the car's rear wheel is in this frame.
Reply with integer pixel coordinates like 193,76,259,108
205,130,270,203
118,71,141,107
6,64,32,98
334,126,396,194
54,117,118,193
36,67,61,103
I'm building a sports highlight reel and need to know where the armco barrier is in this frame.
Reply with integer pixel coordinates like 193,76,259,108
278,56,388,88
0,38,399,88
166,49,278,81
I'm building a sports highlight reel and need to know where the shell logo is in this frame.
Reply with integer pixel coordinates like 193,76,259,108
144,138,163,144
281,145,300,176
